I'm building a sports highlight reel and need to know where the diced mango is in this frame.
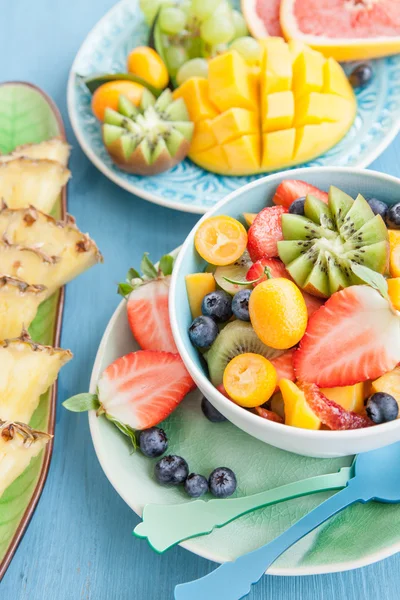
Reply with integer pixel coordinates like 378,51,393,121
321,383,365,413
173,78,218,123
212,108,258,145
222,135,260,173
389,230,400,277
261,40,292,95
294,122,347,163
190,145,230,174
323,58,355,100
262,129,296,169
208,52,255,113
243,213,257,226
388,278,400,310
295,93,353,127
288,40,307,61
185,272,216,319
280,379,321,430
263,91,294,133
372,367,400,414
190,120,216,153
293,49,325,98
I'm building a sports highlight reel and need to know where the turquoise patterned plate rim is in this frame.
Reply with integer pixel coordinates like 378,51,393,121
88,247,400,577
67,0,400,213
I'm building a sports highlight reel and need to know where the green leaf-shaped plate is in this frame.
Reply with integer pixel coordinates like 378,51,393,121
0,82,66,579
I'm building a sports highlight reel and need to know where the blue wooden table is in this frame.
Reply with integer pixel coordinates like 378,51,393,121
1,1,400,598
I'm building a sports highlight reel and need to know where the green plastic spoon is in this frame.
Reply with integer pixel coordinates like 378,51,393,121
133,464,353,552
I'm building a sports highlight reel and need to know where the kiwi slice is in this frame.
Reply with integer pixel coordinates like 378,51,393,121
214,251,252,295
278,186,389,298
205,321,282,386
102,90,194,176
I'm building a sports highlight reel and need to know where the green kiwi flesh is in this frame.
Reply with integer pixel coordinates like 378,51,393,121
277,186,389,298
206,321,282,386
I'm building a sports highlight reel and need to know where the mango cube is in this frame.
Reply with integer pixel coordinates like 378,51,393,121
261,40,292,95
295,93,353,126
323,58,355,100
388,278,400,310
190,120,216,153
293,49,325,98
389,230,400,277
208,52,255,113
173,78,218,123
321,383,365,413
262,129,296,169
191,145,229,174
185,273,216,319
263,91,295,132
212,108,258,144
222,135,260,173
280,378,321,430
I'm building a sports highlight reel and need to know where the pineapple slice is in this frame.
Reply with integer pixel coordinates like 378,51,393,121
0,138,70,166
0,158,70,214
0,420,52,498
0,276,47,339
0,333,72,423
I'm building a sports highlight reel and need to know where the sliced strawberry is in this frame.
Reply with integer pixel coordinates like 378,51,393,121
247,206,287,261
246,257,288,285
302,292,324,318
97,350,195,430
254,406,284,424
127,276,178,353
273,180,328,208
271,349,296,383
294,286,400,387
300,382,372,430
216,383,231,400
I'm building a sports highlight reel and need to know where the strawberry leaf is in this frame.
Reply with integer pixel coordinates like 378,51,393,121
118,282,134,297
126,267,140,282
141,253,158,279
63,393,100,412
106,415,137,450
350,264,389,300
159,254,174,276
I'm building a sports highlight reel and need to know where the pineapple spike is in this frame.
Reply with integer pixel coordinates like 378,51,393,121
0,275,47,339
0,137,70,167
0,420,52,499
0,157,70,214
0,332,72,424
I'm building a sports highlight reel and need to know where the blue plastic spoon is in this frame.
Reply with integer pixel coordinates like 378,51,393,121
175,442,400,600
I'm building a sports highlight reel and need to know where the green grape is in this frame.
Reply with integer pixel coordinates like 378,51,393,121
191,0,222,21
139,0,164,26
200,14,236,45
230,37,262,65
165,45,190,75
159,7,187,34
176,58,209,85
232,10,249,38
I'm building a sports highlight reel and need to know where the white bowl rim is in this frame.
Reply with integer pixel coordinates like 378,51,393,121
170,165,400,443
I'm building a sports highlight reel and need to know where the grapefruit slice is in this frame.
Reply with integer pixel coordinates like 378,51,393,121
280,0,400,61
241,0,283,37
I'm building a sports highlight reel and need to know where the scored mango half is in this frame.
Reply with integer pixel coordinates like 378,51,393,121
173,38,356,176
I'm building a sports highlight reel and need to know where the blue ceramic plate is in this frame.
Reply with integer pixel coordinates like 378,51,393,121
67,0,400,213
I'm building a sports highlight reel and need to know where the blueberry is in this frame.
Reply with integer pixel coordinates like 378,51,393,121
155,455,189,485
139,427,168,458
349,63,373,88
201,396,227,423
386,203,400,229
184,473,209,498
209,467,237,498
232,289,251,321
188,315,218,348
289,197,306,215
202,290,232,323
367,198,388,220
366,393,399,424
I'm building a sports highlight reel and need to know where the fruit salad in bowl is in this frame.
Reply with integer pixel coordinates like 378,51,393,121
170,167,400,458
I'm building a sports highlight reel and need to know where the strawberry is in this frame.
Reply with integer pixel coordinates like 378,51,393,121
247,206,287,261
216,383,232,400
119,253,178,353
294,286,400,388
254,406,284,424
273,180,328,208
271,349,296,383
300,382,372,430
302,292,324,318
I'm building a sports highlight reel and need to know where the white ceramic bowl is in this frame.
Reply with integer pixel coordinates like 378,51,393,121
170,166,400,458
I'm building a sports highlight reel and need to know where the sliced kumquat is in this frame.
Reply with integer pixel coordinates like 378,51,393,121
194,216,248,266
223,352,277,408
389,230,400,278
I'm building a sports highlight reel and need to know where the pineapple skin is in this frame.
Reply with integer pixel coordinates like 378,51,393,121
0,137,70,167
0,420,52,498
0,333,72,424
0,276,47,339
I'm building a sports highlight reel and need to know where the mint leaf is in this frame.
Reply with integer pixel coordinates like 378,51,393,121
126,267,140,282
159,254,174,276
63,393,99,412
118,282,134,297
350,264,389,300
106,415,137,450
141,253,158,279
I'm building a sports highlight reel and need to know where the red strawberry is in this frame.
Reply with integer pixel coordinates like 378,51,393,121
273,180,328,208
97,350,196,430
216,384,231,400
271,349,296,383
247,206,287,261
300,382,372,430
254,406,284,424
302,292,324,318
246,257,288,284
294,286,400,387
